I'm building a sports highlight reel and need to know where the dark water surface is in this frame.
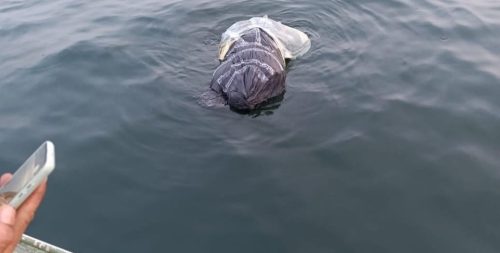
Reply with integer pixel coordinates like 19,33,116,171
1,0,500,252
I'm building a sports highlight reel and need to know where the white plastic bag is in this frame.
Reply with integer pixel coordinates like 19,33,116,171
218,16,311,61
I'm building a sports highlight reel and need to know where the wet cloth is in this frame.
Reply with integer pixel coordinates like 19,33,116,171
210,28,286,110
208,16,311,110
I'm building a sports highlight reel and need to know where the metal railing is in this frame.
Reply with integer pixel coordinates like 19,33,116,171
15,234,72,253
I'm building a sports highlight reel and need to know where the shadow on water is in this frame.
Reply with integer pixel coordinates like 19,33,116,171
229,93,285,117
197,84,285,117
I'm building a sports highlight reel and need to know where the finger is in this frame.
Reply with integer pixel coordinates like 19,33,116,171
0,174,12,187
3,180,47,253
16,179,47,227
0,205,16,252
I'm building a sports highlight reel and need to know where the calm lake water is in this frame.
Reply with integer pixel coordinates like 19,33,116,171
1,0,500,252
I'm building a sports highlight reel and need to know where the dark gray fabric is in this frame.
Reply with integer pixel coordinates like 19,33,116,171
210,28,286,110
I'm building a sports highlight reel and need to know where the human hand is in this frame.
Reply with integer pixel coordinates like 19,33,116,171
0,173,47,253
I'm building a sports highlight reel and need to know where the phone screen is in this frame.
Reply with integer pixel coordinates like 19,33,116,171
0,142,49,205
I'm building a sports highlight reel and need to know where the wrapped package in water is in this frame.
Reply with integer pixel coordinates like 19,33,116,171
207,16,311,110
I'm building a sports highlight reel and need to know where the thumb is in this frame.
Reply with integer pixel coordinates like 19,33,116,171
0,205,16,252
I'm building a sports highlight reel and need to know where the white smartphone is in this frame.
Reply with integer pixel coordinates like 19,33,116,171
0,141,55,209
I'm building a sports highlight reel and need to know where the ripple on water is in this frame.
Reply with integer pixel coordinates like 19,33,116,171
2,0,500,251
